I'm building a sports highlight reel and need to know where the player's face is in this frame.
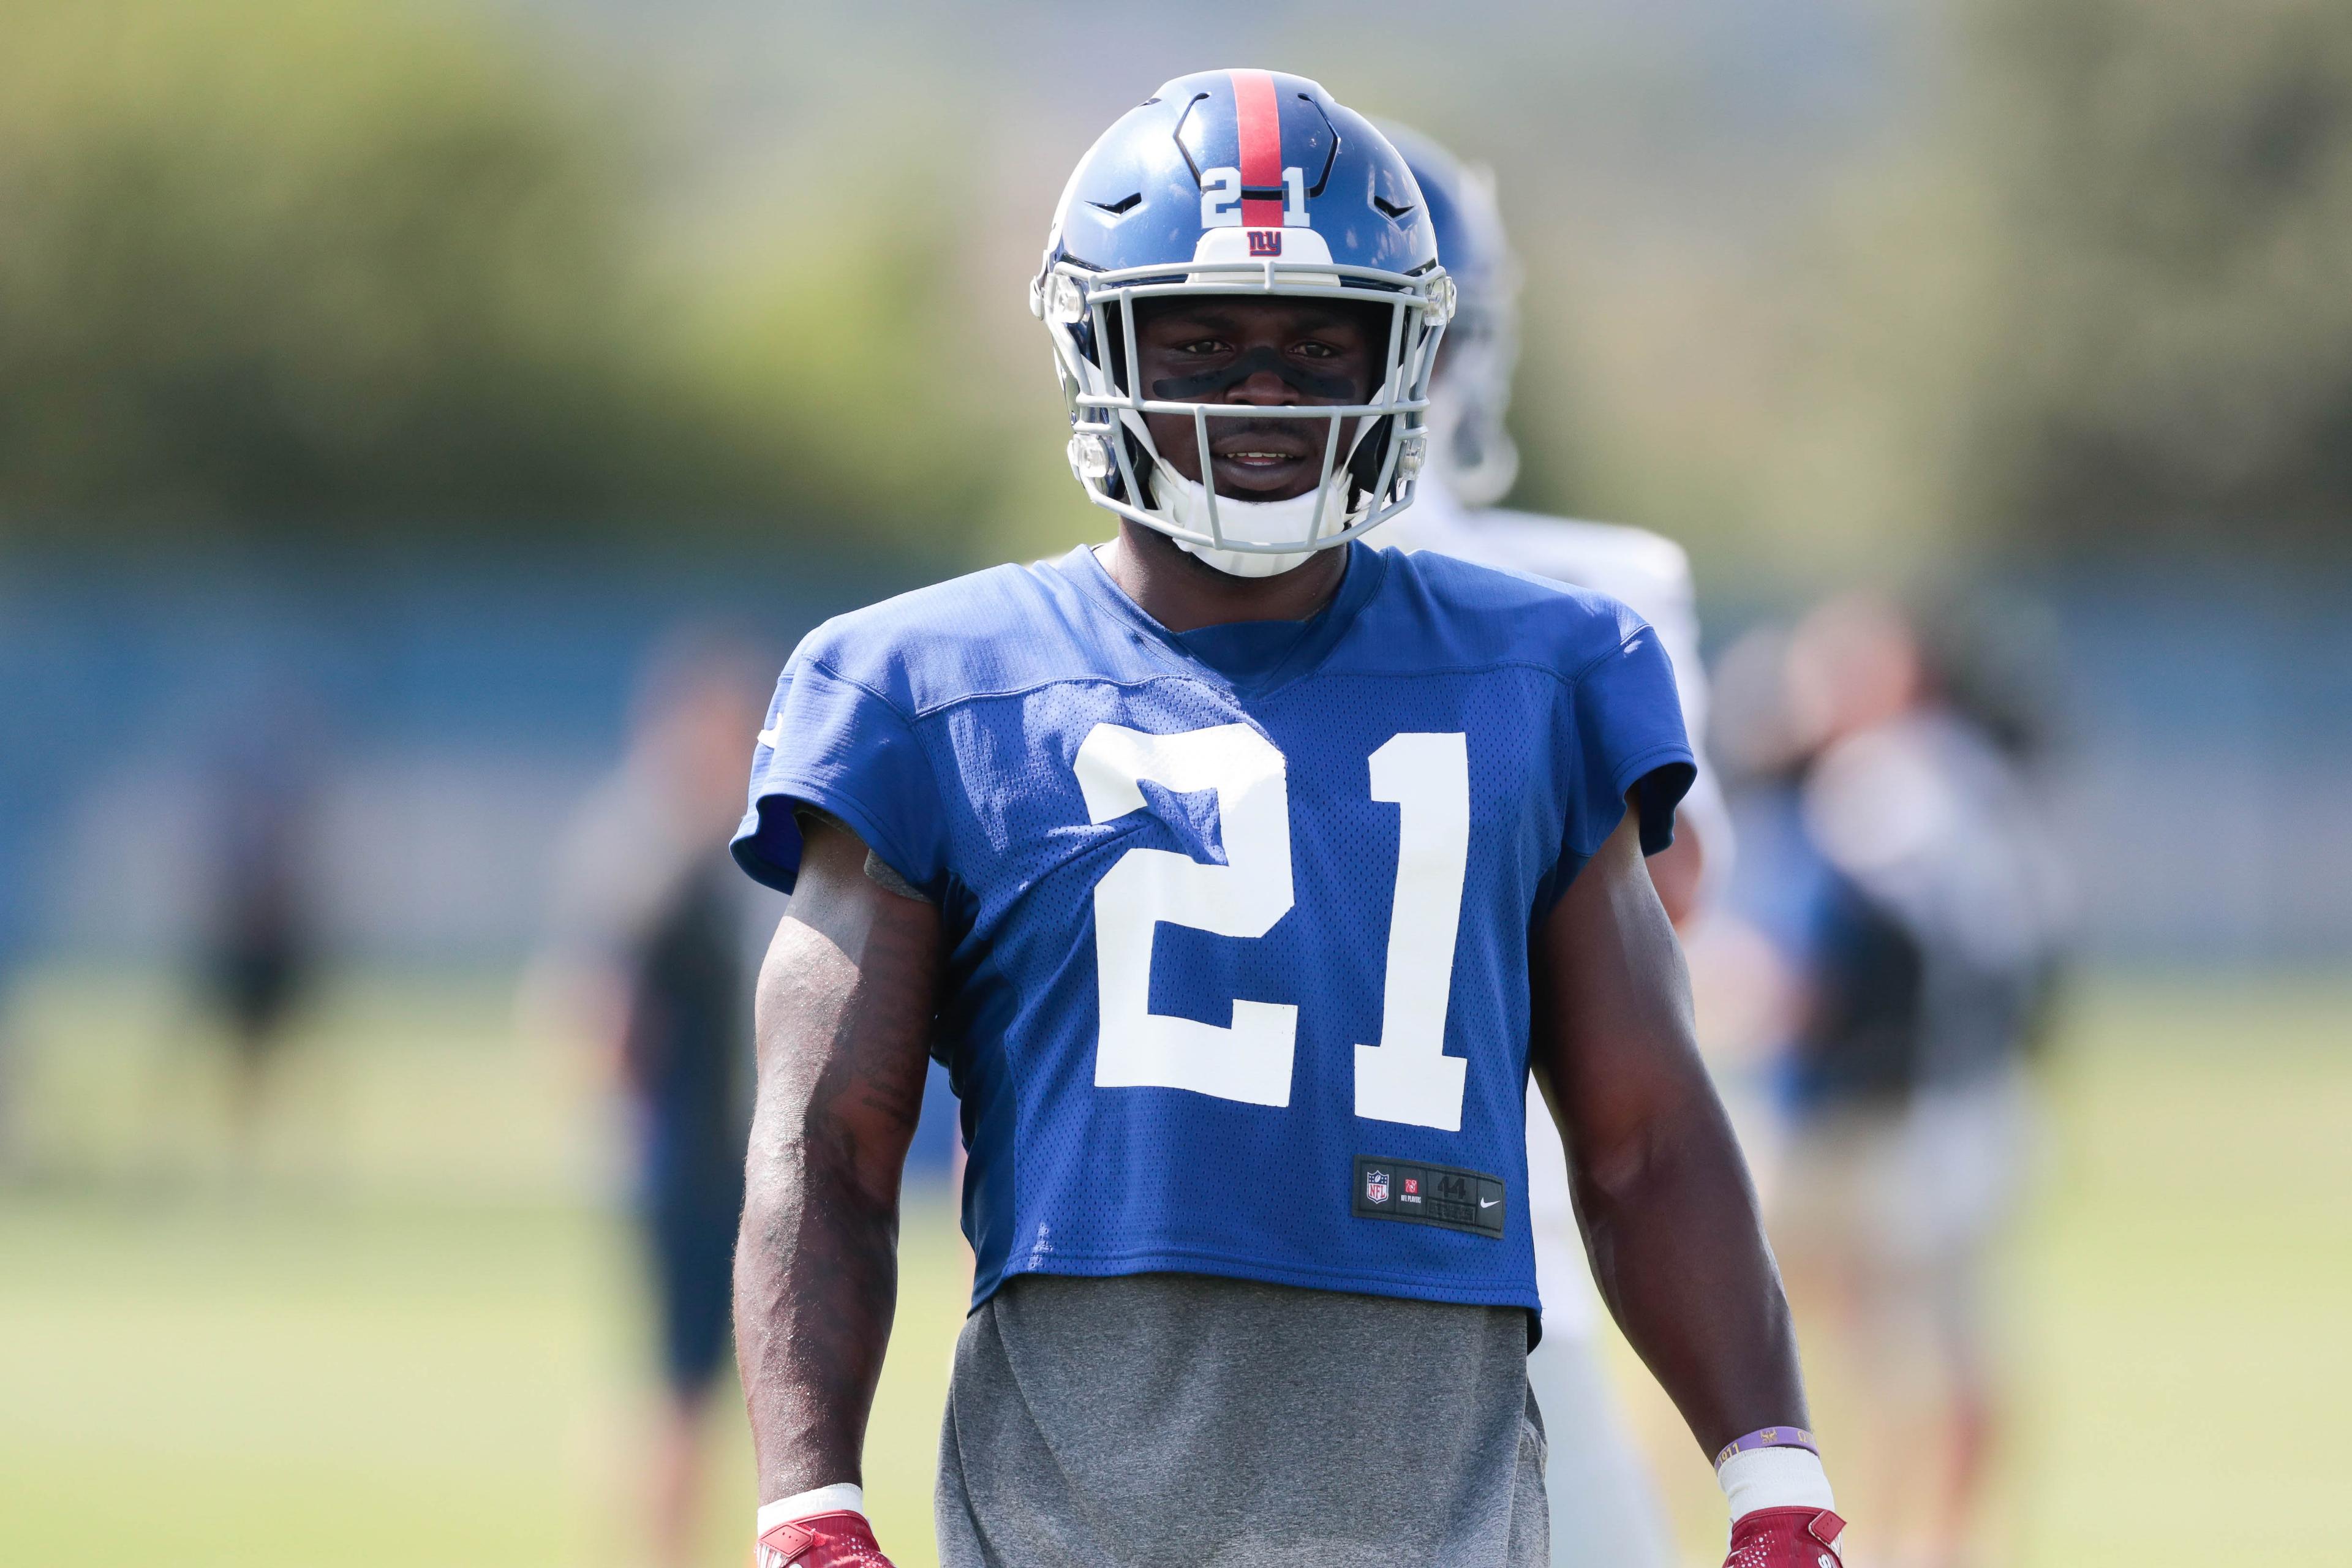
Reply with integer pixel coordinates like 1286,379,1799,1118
1133,296,1382,503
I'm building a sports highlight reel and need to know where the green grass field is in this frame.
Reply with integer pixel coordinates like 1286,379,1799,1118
1,969,2344,1566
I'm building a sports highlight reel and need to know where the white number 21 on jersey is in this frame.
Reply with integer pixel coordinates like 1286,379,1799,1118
1074,723,1471,1131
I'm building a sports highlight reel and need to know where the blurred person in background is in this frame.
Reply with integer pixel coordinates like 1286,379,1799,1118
1376,124,1730,1568
1728,595,2068,1568
533,632,777,1568
0,930,18,1172
198,709,325,1168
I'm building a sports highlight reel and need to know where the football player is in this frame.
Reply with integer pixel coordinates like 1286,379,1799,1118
532,637,773,1568
1763,595,2068,1566
1373,124,1732,1568
731,72,1842,1568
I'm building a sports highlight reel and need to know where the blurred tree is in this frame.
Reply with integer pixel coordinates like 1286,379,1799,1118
1,0,651,534
669,156,1028,551
1954,0,2352,555
0,0,1004,552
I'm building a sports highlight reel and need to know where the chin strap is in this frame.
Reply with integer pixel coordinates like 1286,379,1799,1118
1171,537,1318,578
1156,469,1351,577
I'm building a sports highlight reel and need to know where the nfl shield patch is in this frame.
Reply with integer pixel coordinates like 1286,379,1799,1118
1365,1169,1390,1205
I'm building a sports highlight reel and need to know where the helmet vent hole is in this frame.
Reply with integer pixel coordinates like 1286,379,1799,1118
1089,192,1144,216
1371,195,1415,221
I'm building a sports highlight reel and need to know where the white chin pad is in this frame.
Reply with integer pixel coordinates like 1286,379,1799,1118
1176,537,1317,578
1159,470,1350,578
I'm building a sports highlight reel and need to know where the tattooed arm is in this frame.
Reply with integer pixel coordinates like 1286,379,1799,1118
735,812,942,1499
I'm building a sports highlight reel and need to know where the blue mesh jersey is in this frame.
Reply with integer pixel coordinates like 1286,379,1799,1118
733,541,1694,1316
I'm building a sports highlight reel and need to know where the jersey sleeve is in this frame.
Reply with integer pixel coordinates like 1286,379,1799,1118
1592,538,1736,905
729,652,948,898
1559,622,1697,876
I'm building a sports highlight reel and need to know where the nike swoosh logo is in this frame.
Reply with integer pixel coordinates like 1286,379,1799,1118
756,727,783,750
1479,1198,1499,1209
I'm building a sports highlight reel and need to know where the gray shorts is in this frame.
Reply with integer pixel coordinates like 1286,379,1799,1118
936,1272,1548,1567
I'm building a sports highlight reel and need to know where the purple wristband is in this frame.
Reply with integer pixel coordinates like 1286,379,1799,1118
1713,1425,1820,1469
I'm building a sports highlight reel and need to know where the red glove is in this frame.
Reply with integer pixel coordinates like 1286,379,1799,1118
755,1510,895,1568
1724,1506,1847,1568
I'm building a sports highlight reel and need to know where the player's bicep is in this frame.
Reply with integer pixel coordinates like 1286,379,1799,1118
750,812,940,1194
1529,798,1709,1176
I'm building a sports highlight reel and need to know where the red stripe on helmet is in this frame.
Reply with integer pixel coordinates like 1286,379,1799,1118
1231,69,1285,228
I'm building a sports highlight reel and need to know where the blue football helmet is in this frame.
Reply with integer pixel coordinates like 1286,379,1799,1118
1031,70,1455,575
1376,123,1522,508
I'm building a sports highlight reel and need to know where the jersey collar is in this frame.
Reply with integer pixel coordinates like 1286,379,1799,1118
1057,538,1390,699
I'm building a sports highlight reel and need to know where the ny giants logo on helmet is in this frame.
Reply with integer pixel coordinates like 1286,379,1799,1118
1246,230,1282,257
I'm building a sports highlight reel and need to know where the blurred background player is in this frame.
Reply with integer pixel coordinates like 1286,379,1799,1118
1719,594,2070,1568
531,632,778,1568
1377,123,1730,1568
0,922,18,1172
197,703,325,1172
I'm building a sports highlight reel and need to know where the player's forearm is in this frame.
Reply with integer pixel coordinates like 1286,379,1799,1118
1572,1088,1807,1457
1536,805,1807,1456
735,823,940,1501
735,1087,903,1496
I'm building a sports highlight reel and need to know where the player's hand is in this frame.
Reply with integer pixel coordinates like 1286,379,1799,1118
1722,1506,1845,1568
755,1510,896,1567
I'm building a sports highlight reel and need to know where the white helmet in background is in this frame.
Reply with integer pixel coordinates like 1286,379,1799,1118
1376,123,1522,508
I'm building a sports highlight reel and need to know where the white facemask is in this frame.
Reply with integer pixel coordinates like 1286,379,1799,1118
1154,468,1359,578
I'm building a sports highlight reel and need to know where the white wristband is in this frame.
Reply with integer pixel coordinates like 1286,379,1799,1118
1718,1446,1834,1520
757,1482,865,1533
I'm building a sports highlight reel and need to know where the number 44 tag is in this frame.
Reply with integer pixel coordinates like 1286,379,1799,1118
1074,724,1471,1131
